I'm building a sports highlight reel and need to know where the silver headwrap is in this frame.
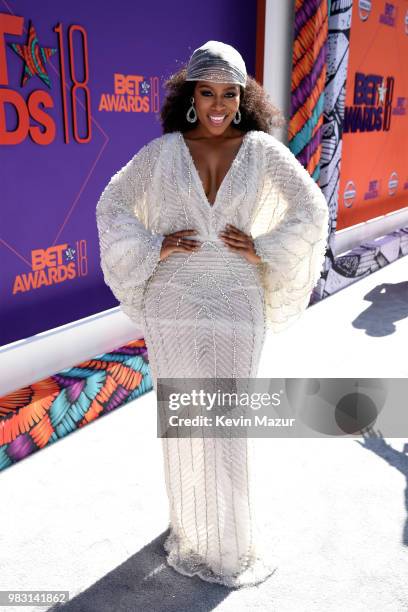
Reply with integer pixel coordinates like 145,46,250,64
185,40,247,88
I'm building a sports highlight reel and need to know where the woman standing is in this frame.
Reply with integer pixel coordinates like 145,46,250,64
96,40,329,588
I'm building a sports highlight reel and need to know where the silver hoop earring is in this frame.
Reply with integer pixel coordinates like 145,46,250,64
233,108,242,124
186,96,197,123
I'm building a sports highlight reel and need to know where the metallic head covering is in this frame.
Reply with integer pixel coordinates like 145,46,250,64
185,40,247,88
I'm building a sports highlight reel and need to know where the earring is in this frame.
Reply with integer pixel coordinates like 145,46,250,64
186,96,197,123
233,108,242,124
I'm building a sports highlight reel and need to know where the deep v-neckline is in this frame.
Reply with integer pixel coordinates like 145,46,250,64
179,130,251,210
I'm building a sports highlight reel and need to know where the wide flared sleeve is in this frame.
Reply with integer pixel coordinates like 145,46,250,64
96,138,166,326
252,134,329,333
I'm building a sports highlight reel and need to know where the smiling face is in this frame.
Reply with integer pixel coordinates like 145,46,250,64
192,80,241,135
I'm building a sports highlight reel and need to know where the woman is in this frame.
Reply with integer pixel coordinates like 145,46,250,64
96,40,329,588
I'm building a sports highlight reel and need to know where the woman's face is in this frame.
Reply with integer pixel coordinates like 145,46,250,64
192,81,241,134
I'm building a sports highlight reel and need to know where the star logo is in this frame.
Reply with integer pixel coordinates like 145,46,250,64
140,80,150,95
377,79,387,105
8,20,57,89
65,247,76,261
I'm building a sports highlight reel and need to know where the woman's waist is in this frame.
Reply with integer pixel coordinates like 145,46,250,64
150,246,264,289
161,242,260,267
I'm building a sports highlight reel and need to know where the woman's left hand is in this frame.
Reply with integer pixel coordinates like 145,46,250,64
218,223,262,265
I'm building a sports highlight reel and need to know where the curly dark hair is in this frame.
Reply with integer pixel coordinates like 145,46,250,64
158,66,287,135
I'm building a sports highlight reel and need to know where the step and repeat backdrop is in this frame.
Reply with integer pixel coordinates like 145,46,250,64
0,0,256,346
2,1,407,347
338,0,408,230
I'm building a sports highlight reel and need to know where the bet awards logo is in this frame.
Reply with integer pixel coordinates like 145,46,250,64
98,73,160,114
379,2,397,27
12,241,88,293
344,72,395,133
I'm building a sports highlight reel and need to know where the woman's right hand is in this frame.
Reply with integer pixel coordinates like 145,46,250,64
159,229,202,261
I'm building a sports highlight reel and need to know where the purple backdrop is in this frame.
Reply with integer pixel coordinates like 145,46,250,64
0,0,256,346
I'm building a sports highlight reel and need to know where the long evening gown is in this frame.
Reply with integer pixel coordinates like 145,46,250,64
96,129,329,588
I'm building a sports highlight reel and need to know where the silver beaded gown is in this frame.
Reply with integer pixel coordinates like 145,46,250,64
96,129,329,588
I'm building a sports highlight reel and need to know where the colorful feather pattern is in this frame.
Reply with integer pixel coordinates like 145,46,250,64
0,340,151,472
